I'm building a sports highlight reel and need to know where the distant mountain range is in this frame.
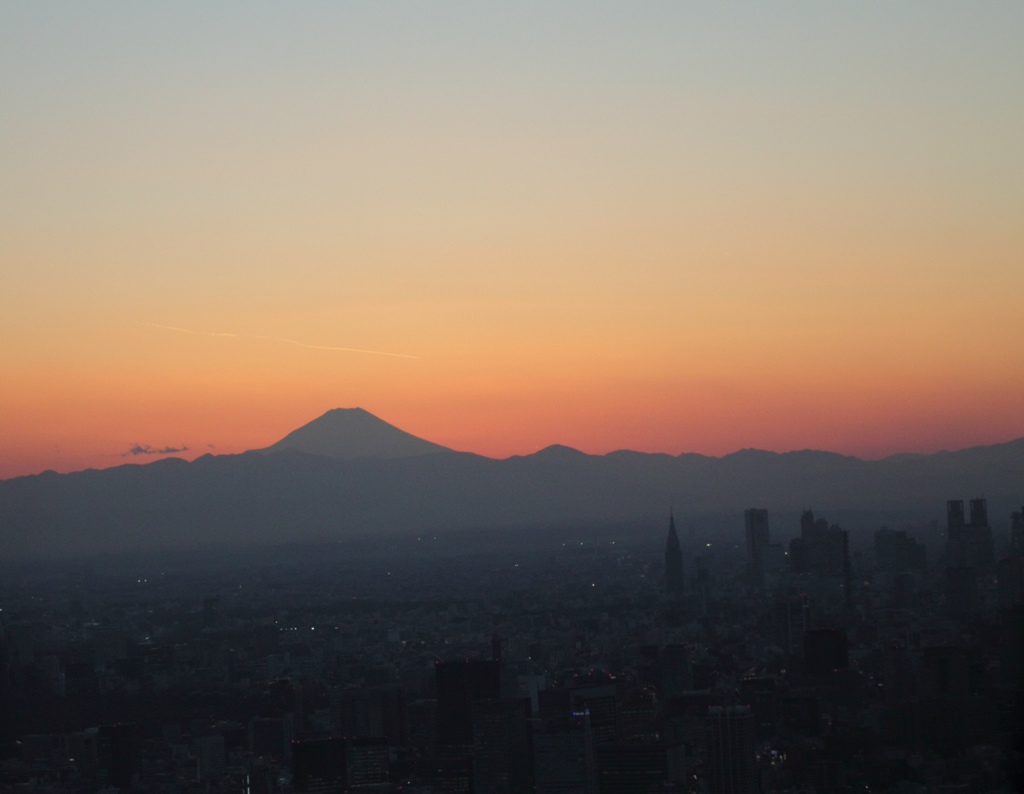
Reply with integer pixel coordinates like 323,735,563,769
1,408,1022,559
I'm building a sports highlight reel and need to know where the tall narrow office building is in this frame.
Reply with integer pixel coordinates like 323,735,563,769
665,513,684,597
706,706,756,794
744,508,770,590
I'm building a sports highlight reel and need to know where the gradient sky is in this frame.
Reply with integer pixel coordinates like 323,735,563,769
2,2,1023,479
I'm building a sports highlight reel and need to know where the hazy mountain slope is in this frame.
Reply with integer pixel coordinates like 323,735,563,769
1,414,1022,559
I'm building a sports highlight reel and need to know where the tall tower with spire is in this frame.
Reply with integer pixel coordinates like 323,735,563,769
665,512,684,597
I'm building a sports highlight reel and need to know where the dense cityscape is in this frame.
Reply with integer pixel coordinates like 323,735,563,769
2,501,1022,793
5,2,1023,793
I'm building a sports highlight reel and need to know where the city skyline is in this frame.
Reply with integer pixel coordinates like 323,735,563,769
3,3,1023,479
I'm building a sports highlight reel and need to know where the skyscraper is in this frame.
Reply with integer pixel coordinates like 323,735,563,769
435,659,501,746
1010,507,1024,555
775,595,811,659
803,628,849,676
744,508,770,590
706,706,756,794
471,698,531,793
291,737,346,793
788,510,850,585
946,497,995,568
665,513,683,597
947,499,966,537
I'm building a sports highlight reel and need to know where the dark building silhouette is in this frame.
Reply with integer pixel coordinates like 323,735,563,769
739,675,783,740
331,684,407,745
997,556,1024,610
841,528,854,612
348,737,389,788
789,511,854,610
1010,507,1024,555
920,645,970,700
889,571,919,609
334,685,374,738
944,566,979,616
948,498,966,535
432,751,474,794
532,711,596,794
406,699,438,750
744,508,770,590
373,685,407,746
706,706,756,794
946,498,995,568
693,556,710,615
538,687,572,722
874,527,927,573
618,688,657,744
595,743,668,794
249,717,288,759
435,659,501,746
789,511,848,577
471,698,531,793
882,642,917,706
96,724,136,789
570,684,619,745
659,644,692,697
194,733,226,781
970,497,988,527
775,595,811,659
291,737,346,793
781,694,821,738
803,628,849,676
287,735,385,789
665,513,683,597
968,498,995,566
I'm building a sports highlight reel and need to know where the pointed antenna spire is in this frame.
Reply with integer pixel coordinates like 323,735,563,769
665,509,684,596
666,510,680,551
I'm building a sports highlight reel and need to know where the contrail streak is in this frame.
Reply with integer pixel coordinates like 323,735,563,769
146,323,417,359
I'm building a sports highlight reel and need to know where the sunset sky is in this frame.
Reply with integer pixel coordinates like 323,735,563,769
2,3,1022,479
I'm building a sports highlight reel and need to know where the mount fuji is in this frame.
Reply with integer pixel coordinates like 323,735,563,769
259,408,452,460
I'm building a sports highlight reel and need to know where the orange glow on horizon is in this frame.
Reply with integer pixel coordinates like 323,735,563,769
2,357,1021,480
2,5,1022,480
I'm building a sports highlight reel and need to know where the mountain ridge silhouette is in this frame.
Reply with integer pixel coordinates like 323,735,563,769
1,409,1021,559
